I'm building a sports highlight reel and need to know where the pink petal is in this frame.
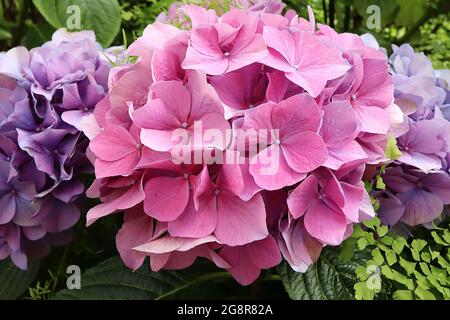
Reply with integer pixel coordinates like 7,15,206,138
304,201,347,245
282,132,327,173
353,103,390,134
287,175,319,219
168,196,217,238
90,126,137,161
215,193,268,246
94,152,140,179
250,144,306,190
247,236,281,269
144,177,190,221
340,182,364,222
272,93,321,136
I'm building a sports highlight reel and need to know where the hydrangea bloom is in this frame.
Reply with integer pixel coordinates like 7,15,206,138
368,43,450,229
0,29,110,269
85,5,395,284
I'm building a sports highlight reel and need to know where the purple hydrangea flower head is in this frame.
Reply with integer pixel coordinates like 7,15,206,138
378,165,450,226
0,28,110,269
371,43,450,229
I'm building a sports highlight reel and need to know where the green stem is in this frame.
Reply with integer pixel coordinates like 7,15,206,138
51,245,71,296
343,5,351,32
322,0,328,24
328,0,335,28
12,0,29,47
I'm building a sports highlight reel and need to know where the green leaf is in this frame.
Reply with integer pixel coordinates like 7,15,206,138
338,237,357,262
31,0,121,46
393,289,413,300
392,238,407,255
371,248,384,265
431,231,449,246
385,135,402,160
411,239,427,253
354,282,376,300
20,22,55,48
385,250,397,266
443,230,450,244
0,259,40,300
375,175,386,190
399,257,416,275
415,286,436,300
377,226,389,237
380,235,394,246
421,252,431,263
277,248,369,300
395,0,428,27
363,217,381,230
0,28,12,40
357,237,369,250
53,257,232,300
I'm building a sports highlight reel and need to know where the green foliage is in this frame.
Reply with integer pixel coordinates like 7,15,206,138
414,13,450,69
385,136,402,161
0,259,40,300
53,256,248,300
32,0,121,46
277,247,370,300
349,218,450,300
27,271,56,300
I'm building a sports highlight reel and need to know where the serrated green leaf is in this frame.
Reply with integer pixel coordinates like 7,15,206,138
382,265,414,290
375,175,386,190
392,238,407,255
363,217,381,230
385,135,402,160
53,257,232,300
371,248,384,265
393,289,413,300
278,249,369,300
380,235,394,246
421,252,431,263
411,239,427,253
419,262,431,276
365,232,376,245
414,271,429,289
356,265,369,281
431,231,449,246
32,0,121,46
415,286,436,300
385,250,397,266
443,230,450,244
399,257,416,275
0,259,40,300
377,226,389,237
353,224,365,238
357,237,369,250
354,282,376,300
411,249,421,262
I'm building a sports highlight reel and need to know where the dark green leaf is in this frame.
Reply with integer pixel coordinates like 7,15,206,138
0,259,40,300
277,248,369,300
53,256,232,300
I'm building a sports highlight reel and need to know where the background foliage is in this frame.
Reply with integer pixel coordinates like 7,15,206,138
0,0,449,300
